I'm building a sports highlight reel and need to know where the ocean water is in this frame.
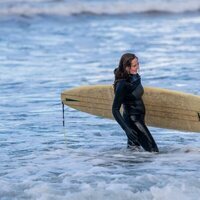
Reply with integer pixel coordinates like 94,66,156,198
0,0,200,199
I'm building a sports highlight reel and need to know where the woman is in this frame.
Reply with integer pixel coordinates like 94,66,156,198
112,53,159,152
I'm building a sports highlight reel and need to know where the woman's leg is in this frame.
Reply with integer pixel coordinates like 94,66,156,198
130,115,159,152
123,112,141,148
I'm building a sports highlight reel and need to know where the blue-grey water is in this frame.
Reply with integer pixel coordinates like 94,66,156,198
0,0,200,199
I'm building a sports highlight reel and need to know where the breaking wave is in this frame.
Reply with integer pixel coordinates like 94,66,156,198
0,1,200,17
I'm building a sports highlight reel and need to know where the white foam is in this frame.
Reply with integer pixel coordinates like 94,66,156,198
60,178,200,200
151,181,200,200
1,161,200,200
66,182,150,200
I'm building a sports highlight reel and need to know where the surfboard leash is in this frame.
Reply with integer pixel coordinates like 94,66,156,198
62,101,65,126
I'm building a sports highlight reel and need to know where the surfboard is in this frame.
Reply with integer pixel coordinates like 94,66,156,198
61,85,200,133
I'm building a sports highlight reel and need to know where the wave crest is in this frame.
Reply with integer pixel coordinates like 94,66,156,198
0,1,200,17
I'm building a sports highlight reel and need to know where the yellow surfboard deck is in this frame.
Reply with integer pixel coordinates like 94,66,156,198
61,85,200,133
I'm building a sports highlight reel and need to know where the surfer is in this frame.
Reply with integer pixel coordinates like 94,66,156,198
112,53,159,152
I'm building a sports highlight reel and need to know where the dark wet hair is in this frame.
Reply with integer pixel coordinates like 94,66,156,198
113,53,138,92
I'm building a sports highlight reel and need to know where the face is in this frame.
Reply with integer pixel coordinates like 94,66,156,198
126,58,139,75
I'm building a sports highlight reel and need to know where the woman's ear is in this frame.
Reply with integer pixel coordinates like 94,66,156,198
125,66,130,74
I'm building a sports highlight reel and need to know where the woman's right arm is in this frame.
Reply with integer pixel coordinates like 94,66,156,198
112,80,137,141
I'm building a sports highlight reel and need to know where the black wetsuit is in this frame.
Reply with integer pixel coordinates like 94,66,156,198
112,73,159,152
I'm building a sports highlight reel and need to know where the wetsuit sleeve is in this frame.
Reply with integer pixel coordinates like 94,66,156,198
112,81,137,141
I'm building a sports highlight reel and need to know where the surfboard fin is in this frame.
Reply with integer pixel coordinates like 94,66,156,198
65,98,79,102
